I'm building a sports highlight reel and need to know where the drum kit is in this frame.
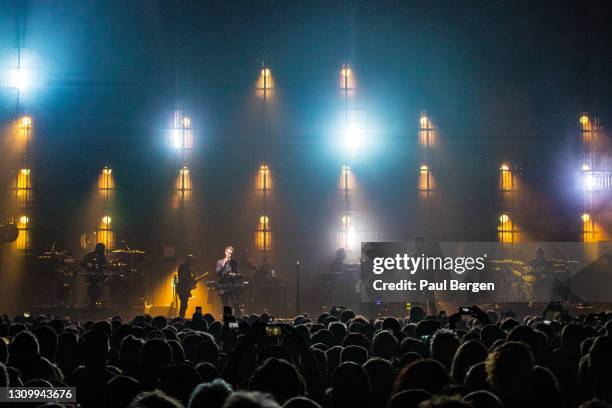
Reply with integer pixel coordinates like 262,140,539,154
37,244,148,308
489,257,573,303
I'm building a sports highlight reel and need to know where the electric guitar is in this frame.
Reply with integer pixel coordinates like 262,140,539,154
190,272,209,290
177,272,209,297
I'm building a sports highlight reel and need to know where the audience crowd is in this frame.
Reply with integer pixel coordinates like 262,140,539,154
1,303,612,408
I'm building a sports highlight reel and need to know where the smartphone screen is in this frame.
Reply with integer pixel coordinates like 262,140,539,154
265,325,282,337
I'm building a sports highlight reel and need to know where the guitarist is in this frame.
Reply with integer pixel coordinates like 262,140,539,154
176,254,199,318
215,245,240,312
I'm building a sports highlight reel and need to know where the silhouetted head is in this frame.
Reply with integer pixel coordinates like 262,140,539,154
95,242,106,254
486,341,534,398
186,254,196,266
223,391,280,408
388,389,431,408
249,358,303,404
79,329,109,369
129,390,183,408
188,378,232,408
364,357,394,406
332,362,371,408
462,390,503,408
195,362,219,383
372,330,399,361
283,397,321,408
8,331,40,373
33,325,58,362
430,329,460,369
106,375,141,408
159,363,201,404
418,396,473,408
451,340,488,384
394,359,449,395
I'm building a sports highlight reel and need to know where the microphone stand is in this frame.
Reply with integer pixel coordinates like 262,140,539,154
296,261,300,315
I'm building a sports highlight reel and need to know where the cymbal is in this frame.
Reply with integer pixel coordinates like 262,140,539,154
112,249,147,255
41,250,69,256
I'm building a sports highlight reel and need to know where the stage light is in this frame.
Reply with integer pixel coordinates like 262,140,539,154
19,216,29,225
581,213,590,223
256,216,271,251
499,163,515,191
8,68,30,91
420,114,428,128
171,129,182,149
340,165,353,191
499,214,509,223
342,124,363,151
582,163,591,172
180,166,189,175
584,173,594,191
418,110,436,147
339,64,356,91
102,215,112,225
168,109,194,150
20,168,30,175
347,227,357,244
580,115,589,126
342,215,351,225
419,164,434,192
259,215,269,225
102,167,112,175
258,164,270,191
256,65,273,98
19,116,32,129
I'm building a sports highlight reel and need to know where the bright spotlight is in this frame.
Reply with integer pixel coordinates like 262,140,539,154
584,172,594,191
581,213,591,223
582,163,591,172
19,215,29,225
180,166,189,175
580,114,589,126
420,115,429,128
8,68,30,91
342,215,351,225
342,125,363,151
20,168,30,175
102,216,112,225
19,116,32,129
500,164,510,171
499,214,509,223
171,129,182,149
346,228,357,248
103,167,112,175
